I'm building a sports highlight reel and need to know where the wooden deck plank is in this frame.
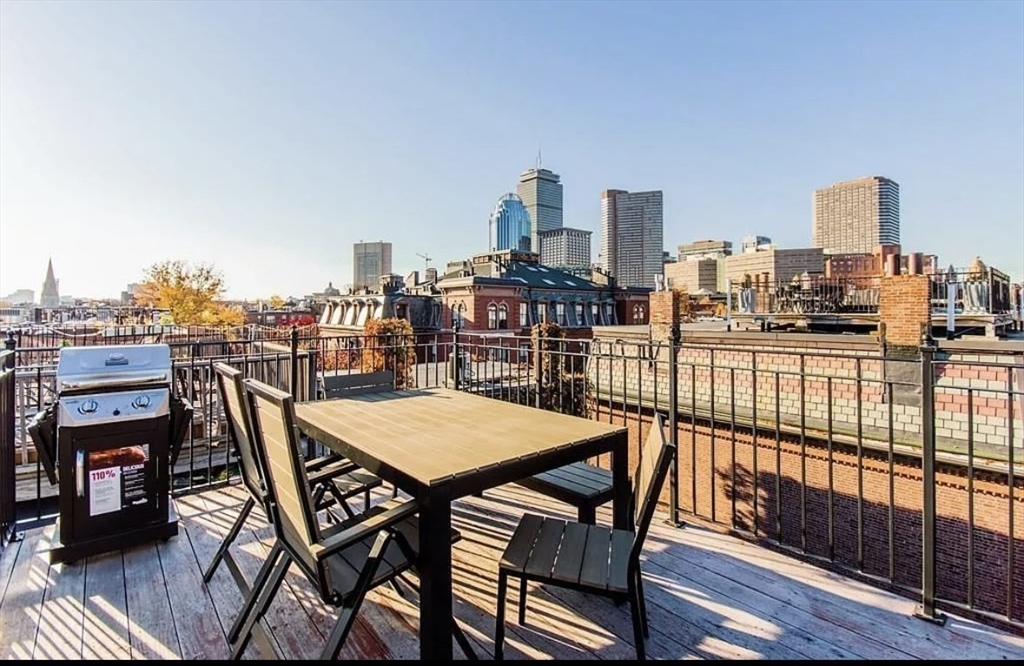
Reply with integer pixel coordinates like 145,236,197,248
32,557,86,659
0,527,49,660
0,532,25,610
172,491,270,660
2,483,1022,661
644,519,1024,660
123,542,181,659
81,550,132,660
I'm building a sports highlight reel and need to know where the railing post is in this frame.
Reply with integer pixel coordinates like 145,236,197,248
3,331,13,369
290,325,299,400
726,279,733,332
915,341,947,625
666,322,683,527
451,318,461,392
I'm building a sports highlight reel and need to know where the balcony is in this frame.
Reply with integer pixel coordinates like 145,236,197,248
2,483,1019,660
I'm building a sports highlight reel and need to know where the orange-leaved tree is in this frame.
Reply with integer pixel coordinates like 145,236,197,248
136,260,244,326
530,322,589,417
361,318,416,389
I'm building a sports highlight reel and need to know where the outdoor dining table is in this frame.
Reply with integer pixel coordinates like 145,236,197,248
293,386,631,660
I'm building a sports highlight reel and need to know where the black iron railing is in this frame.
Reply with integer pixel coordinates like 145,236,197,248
3,325,1022,631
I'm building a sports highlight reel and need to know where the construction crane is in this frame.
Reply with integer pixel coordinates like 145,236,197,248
416,252,432,271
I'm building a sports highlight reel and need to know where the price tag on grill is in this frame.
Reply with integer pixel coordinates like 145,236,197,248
89,465,121,516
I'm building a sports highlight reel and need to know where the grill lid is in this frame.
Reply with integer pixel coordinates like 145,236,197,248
56,344,172,394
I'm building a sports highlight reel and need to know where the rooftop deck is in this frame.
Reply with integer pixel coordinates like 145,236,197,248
1,483,1020,660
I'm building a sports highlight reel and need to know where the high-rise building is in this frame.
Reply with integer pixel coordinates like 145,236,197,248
488,193,532,252
600,189,664,289
741,235,773,253
40,258,60,308
538,227,591,274
813,176,900,254
677,239,733,261
517,167,563,251
353,241,393,291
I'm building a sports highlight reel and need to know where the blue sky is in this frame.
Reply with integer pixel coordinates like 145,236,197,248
1,0,1022,300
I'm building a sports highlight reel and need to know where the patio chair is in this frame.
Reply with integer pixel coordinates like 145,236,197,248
231,379,476,660
493,414,675,661
202,362,383,585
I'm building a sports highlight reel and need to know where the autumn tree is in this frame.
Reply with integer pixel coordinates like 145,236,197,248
136,260,244,326
361,318,416,389
267,295,287,309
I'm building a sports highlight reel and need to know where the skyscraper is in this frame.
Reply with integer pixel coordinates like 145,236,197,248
517,167,563,251
488,193,532,252
813,176,900,254
353,241,393,291
539,227,591,275
600,189,664,289
40,258,60,308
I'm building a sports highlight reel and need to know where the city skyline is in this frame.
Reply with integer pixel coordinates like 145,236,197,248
1,2,1022,299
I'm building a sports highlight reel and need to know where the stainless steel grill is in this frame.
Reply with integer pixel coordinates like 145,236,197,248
29,343,192,564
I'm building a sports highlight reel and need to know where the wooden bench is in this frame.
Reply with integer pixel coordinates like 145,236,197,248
514,461,615,525
320,370,395,399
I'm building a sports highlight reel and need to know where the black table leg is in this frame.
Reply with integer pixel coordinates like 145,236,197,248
612,430,631,531
419,489,453,660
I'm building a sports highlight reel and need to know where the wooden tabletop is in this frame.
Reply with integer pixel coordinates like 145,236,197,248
294,388,627,488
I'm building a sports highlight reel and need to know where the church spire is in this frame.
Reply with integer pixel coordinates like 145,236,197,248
41,258,60,308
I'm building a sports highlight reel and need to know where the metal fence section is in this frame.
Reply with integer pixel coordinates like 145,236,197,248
0,346,16,549
3,325,1022,631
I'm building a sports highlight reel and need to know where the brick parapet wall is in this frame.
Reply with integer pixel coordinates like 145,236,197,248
588,337,1024,450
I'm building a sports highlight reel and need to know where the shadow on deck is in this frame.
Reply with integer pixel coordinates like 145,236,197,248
0,484,1020,660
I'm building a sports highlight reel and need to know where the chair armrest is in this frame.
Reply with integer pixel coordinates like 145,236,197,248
311,499,421,561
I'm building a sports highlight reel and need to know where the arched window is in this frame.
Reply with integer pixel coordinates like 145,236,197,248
497,303,508,329
632,303,646,323
487,303,498,330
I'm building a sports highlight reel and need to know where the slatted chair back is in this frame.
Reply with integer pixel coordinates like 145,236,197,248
244,378,322,578
214,363,265,506
631,413,675,563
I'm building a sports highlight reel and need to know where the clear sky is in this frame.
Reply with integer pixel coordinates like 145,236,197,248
1,0,1022,300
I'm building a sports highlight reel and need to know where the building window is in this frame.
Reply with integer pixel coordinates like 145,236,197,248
605,303,615,324
632,304,646,323
498,303,508,329
487,303,498,330
591,303,600,324
538,302,547,323
574,303,584,327
556,302,566,326
519,302,528,327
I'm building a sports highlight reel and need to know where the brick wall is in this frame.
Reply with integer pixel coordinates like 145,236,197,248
587,400,1024,626
587,335,1024,449
879,274,930,349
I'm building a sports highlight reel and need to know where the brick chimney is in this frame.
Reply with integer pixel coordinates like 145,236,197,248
878,274,930,351
650,289,681,342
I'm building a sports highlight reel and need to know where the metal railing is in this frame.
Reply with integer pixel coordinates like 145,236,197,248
730,276,881,315
929,266,1013,315
2,325,1021,631
0,347,15,549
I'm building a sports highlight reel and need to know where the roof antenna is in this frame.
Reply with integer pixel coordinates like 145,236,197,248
536,147,542,170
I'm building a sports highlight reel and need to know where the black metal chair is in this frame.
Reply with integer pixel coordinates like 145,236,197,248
494,414,675,660
202,362,383,585
231,378,476,660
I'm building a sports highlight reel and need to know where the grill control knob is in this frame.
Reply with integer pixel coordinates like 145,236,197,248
78,399,99,414
132,395,151,409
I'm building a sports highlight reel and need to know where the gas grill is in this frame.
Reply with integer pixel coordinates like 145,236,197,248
28,344,192,564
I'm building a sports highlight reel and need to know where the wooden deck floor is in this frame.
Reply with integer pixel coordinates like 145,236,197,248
1,483,1021,660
